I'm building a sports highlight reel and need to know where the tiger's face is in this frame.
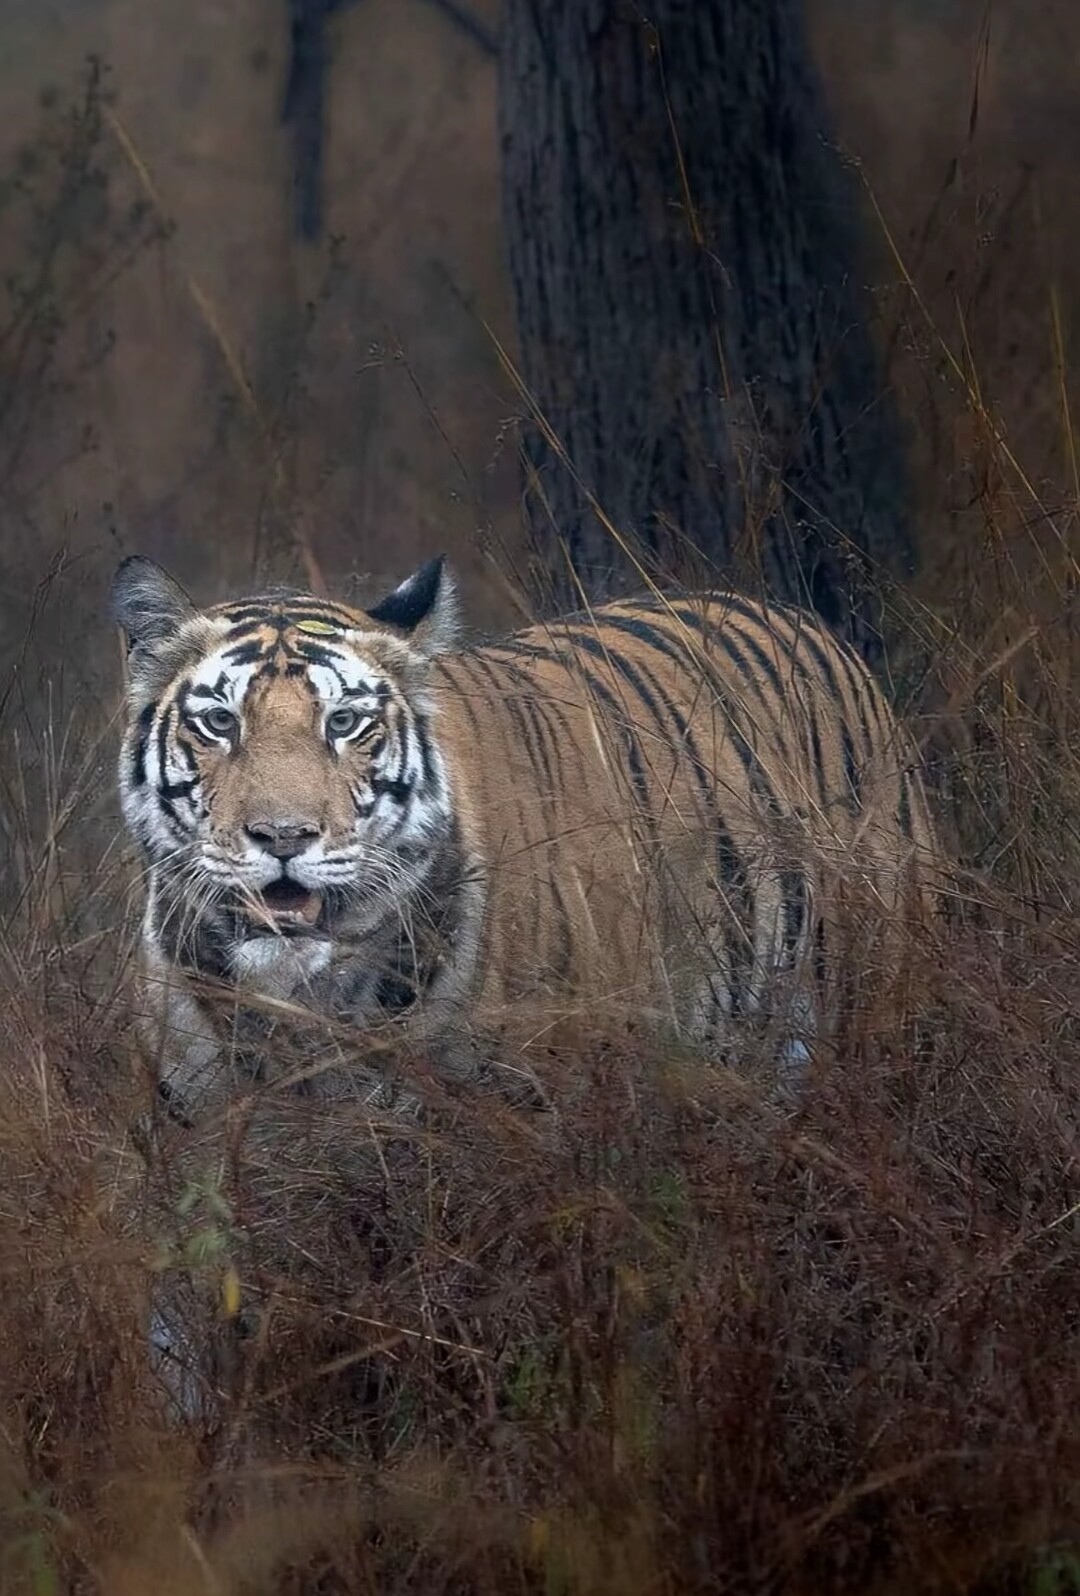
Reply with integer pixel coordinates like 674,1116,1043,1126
112,555,458,944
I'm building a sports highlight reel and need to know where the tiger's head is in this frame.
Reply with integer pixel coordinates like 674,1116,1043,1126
111,555,459,947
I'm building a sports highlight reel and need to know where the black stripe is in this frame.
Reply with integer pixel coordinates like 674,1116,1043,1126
487,649,573,796
559,628,668,788
391,712,414,799
779,868,807,971
668,603,788,699
510,665,593,984
480,639,663,992
514,693,557,793
897,769,913,840
531,691,571,797
778,617,845,712
804,698,830,811
364,700,414,811
223,640,266,666
223,606,274,625
555,634,659,836
488,638,543,661
594,613,786,821
671,601,874,824
291,640,345,671
628,592,798,650
366,711,408,804
675,609,800,772
449,654,536,951
841,723,862,814
298,653,348,695
370,774,413,805
846,670,884,769
131,701,155,787
471,652,554,793
352,783,376,817
280,608,354,626
413,710,439,796
437,657,485,743
517,690,562,798
145,806,190,851
525,625,755,1023
595,641,756,1021
155,704,200,814
155,702,173,797
548,876,574,984
814,914,829,1006
222,602,353,628
665,601,821,773
337,681,390,705
859,677,912,828
793,622,877,770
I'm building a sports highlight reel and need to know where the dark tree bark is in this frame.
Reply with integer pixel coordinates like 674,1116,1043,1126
499,0,912,660
282,0,359,241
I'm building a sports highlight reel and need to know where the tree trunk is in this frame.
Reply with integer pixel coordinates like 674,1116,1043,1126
498,0,912,660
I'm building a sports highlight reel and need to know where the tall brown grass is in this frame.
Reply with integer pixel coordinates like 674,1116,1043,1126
2,511,1080,1596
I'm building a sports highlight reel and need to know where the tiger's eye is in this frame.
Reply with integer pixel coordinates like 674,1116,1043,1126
202,706,238,738
326,706,368,739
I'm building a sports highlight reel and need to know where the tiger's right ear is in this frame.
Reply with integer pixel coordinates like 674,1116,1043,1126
365,555,460,658
111,556,198,654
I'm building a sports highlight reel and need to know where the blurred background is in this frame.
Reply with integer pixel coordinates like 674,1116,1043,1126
1,1,1076,646
1,0,1078,877
1,0,512,656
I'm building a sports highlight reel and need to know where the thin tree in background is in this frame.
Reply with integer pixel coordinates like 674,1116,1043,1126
498,0,912,660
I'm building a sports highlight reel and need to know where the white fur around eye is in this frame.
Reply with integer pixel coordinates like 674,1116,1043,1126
327,708,378,743
194,711,238,747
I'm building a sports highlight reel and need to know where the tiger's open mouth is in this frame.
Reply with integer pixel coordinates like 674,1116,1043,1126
245,878,324,934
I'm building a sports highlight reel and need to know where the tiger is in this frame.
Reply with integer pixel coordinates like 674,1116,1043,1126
111,553,938,1126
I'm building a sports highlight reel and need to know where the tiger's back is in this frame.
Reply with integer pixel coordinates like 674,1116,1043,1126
434,590,936,1048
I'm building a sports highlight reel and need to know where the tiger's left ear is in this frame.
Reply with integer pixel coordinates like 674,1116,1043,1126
365,555,460,658
111,555,198,653
111,555,207,698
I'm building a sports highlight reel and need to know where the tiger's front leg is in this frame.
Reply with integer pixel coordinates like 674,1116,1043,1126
132,949,235,1133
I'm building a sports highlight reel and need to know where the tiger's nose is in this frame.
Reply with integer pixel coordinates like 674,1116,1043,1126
244,818,321,859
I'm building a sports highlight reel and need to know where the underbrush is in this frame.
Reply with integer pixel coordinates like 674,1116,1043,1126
0,813,1077,1595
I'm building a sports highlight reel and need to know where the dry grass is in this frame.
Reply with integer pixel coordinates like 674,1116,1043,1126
2,540,1080,1596
0,817,1077,1596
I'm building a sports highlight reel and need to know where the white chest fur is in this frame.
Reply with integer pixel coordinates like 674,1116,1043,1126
231,936,333,1002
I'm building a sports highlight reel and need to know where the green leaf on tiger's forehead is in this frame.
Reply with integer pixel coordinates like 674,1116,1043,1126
294,617,343,636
